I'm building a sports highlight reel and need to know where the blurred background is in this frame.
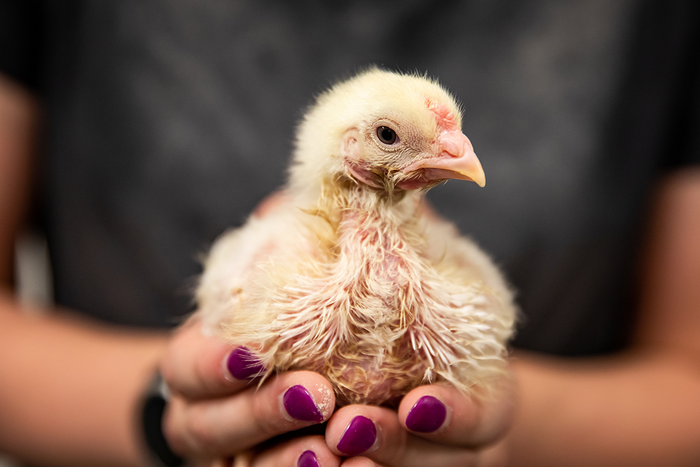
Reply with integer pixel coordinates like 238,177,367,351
1,0,699,465
3,0,696,352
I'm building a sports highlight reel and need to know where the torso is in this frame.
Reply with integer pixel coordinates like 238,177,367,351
216,188,514,404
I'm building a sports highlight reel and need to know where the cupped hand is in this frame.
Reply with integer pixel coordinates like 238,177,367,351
324,378,516,467
158,318,342,466
225,379,514,467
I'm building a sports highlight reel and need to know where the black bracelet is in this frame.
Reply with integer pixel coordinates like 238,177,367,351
141,370,186,467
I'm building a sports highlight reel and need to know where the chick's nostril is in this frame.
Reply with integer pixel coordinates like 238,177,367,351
438,130,471,158
440,139,464,158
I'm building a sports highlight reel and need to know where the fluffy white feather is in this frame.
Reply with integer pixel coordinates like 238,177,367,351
197,68,516,405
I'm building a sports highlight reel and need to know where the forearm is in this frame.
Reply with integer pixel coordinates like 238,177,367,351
0,290,168,467
508,349,700,467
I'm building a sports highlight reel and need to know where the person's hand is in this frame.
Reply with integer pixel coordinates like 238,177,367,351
321,377,516,467
242,376,515,467
225,379,514,467
159,318,342,466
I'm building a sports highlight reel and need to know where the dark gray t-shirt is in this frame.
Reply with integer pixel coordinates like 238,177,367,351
2,0,699,355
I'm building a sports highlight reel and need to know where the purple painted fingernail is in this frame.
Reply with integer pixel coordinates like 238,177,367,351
337,415,377,456
405,395,447,433
225,346,265,380
283,385,323,423
297,450,319,467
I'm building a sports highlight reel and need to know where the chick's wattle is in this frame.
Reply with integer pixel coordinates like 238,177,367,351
197,68,516,406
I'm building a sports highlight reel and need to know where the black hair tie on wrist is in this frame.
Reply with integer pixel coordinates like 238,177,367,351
141,370,185,467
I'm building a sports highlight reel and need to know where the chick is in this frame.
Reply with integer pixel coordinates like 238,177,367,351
197,68,516,406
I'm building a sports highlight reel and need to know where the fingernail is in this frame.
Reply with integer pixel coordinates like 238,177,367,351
297,450,319,467
405,395,447,433
283,385,323,423
337,415,377,456
225,346,265,380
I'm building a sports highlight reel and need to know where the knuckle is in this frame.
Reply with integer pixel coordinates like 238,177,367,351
252,412,280,438
251,393,285,437
161,402,189,456
194,356,217,395
160,341,186,391
162,424,188,458
184,405,221,453
159,360,177,388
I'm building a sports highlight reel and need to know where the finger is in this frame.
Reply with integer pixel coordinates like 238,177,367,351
250,435,341,467
398,380,515,448
164,371,335,458
477,442,509,467
326,405,479,467
339,458,381,467
212,458,236,467
161,318,265,399
341,457,382,467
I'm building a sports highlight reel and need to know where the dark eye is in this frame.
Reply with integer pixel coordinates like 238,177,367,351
376,126,398,145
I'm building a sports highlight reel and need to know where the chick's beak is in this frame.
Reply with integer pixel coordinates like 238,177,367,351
402,130,486,187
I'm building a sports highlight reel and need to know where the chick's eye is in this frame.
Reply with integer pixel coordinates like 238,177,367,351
377,126,398,145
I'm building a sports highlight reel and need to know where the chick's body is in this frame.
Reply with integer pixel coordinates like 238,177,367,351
197,69,516,405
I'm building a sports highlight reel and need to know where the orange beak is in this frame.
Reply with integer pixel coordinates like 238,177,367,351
402,130,486,187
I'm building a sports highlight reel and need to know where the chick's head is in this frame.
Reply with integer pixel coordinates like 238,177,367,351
289,68,485,197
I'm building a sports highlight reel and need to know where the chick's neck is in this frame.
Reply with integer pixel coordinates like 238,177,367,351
306,175,425,247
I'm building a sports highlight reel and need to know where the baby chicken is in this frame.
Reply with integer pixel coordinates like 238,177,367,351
197,68,516,406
